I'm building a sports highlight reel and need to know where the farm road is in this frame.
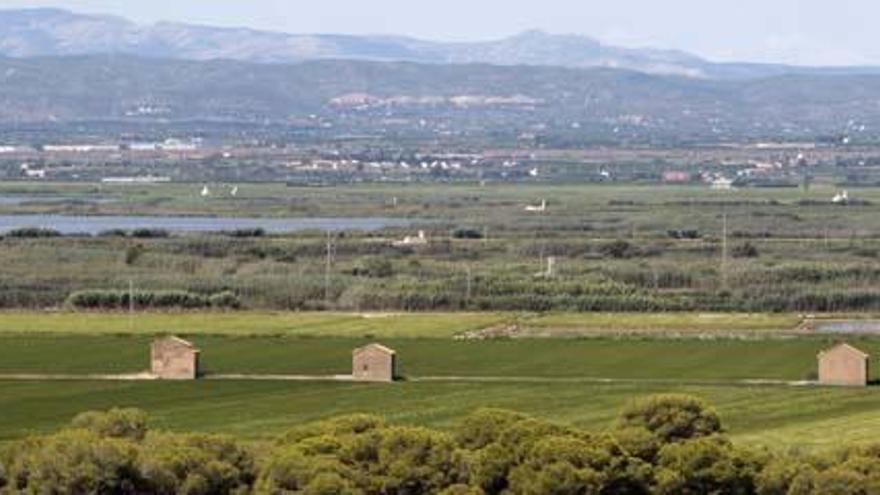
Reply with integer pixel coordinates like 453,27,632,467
0,372,815,387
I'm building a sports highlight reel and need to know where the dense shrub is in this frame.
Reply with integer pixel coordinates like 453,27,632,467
65,289,242,310
7,398,880,494
131,228,170,238
352,257,394,278
124,244,145,265
667,229,701,240
5,227,62,238
452,227,485,240
71,408,149,441
615,394,723,443
98,229,129,237
732,242,760,258
222,228,266,238
600,239,639,259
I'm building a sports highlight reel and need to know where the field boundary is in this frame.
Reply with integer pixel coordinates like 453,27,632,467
0,372,818,387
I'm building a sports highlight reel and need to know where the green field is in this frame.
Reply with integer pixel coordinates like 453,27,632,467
0,310,878,452
0,311,508,338
4,379,880,451
0,311,803,337
0,334,867,380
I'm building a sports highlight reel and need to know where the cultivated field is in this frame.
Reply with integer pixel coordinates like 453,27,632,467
2,310,880,451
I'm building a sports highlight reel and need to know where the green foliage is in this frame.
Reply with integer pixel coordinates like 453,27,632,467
600,239,638,259
71,407,149,441
64,289,241,310
124,244,145,265
732,242,760,258
452,228,484,240
5,227,62,238
654,436,759,495
222,228,266,238
2,429,142,493
352,257,394,278
138,433,256,494
615,394,723,443
7,398,880,494
130,228,170,238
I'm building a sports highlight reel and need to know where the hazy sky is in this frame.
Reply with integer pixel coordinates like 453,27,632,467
1,0,876,66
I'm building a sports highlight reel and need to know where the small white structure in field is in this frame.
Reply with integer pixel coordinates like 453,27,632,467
525,200,547,212
393,230,428,247
832,190,849,204
200,185,211,197
535,257,556,278
711,177,734,190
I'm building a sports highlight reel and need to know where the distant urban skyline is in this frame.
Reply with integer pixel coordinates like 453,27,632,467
0,0,876,66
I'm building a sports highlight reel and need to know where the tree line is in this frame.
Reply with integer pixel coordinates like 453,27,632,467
1,394,877,494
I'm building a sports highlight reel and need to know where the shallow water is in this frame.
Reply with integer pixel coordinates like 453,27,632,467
813,321,880,334
0,214,416,234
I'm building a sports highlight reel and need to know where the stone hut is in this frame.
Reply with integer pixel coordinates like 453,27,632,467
817,343,869,387
352,343,397,382
151,336,200,380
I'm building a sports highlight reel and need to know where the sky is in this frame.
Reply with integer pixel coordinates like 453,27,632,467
0,0,876,66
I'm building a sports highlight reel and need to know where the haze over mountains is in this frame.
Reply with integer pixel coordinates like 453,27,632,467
1,7,880,143
1,8,879,79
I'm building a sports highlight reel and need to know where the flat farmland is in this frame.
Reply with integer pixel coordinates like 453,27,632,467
2,310,880,452
0,311,803,337
0,334,865,380
4,380,880,451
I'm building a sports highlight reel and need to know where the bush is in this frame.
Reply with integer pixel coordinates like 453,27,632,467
668,229,701,240
6,227,62,238
10,399,880,495
124,245,145,265
732,242,760,258
452,227,485,240
71,408,149,441
209,291,243,309
130,228,170,238
222,228,266,238
64,289,242,310
600,239,638,259
352,257,394,278
615,394,723,443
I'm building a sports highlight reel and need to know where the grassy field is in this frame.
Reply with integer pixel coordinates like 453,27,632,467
4,379,880,451
0,311,878,451
6,182,880,313
0,311,508,338
0,311,805,337
0,335,862,379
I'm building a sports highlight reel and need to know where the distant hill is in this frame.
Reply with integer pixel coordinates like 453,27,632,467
1,54,879,144
2,8,880,79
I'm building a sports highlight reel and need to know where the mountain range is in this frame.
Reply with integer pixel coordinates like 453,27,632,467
2,8,879,79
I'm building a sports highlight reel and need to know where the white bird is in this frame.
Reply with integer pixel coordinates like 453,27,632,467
832,190,849,204
525,200,547,213
230,186,238,197
529,168,539,177
392,230,428,247
200,185,211,197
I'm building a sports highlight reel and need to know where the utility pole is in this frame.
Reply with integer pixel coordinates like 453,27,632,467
324,231,334,303
465,265,473,305
128,279,134,333
721,213,728,290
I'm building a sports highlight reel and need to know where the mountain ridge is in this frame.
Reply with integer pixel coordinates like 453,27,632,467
2,8,879,79
0,53,878,146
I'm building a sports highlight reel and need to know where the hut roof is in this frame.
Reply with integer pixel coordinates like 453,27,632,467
156,336,199,351
353,343,396,356
818,342,869,359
